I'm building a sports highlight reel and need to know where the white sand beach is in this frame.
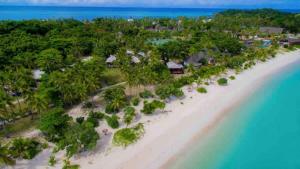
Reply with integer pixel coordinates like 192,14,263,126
9,49,300,169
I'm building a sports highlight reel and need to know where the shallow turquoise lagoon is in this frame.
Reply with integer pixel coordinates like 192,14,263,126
172,62,300,169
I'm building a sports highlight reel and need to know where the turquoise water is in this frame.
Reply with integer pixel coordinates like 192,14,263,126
172,62,300,169
0,6,299,20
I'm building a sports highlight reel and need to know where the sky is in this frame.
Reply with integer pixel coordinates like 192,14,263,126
1,0,300,8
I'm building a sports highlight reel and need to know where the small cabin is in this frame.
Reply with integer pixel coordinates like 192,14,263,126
106,55,117,67
288,38,300,46
167,61,184,74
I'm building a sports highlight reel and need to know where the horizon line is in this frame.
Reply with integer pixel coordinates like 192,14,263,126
0,5,299,10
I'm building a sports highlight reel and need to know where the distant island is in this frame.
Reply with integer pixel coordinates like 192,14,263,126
0,9,300,169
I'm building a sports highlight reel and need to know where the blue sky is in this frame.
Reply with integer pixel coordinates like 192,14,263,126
1,0,300,8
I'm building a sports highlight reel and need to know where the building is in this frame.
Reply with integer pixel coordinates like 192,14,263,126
288,38,300,46
167,61,184,74
106,55,117,67
184,51,215,68
131,56,141,64
259,27,284,35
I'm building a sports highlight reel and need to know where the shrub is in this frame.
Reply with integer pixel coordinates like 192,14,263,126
105,103,119,114
173,76,194,88
204,82,209,85
48,155,56,166
113,123,144,147
104,86,126,102
62,159,79,169
229,76,236,80
7,138,44,160
105,115,119,129
58,122,99,158
197,87,207,93
104,86,127,113
123,106,136,126
131,97,140,106
86,111,105,127
38,108,71,142
86,116,99,127
141,100,166,114
155,84,184,99
76,117,84,124
139,90,153,99
217,78,228,86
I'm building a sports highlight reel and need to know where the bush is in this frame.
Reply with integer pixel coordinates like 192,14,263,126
104,86,127,113
76,117,85,124
217,78,228,86
86,111,105,127
229,76,236,80
123,106,136,126
173,76,194,88
86,116,99,127
105,103,119,114
197,87,207,93
131,97,140,106
141,100,166,114
58,122,99,158
139,90,153,99
48,155,56,166
155,84,184,99
38,108,71,142
7,138,44,160
105,115,119,129
113,123,144,147
104,86,126,102
62,159,79,169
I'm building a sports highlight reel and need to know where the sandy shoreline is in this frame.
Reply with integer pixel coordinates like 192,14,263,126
10,50,300,169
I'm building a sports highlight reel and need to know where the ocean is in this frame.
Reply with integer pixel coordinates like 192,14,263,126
0,6,299,20
171,61,300,169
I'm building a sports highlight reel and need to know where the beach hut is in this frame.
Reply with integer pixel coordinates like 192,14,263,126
259,27,283,35
137,52,146,57
126,50,135,56
288,38,300,46
106,55,117,67
131,56,141,64
167,61,184,74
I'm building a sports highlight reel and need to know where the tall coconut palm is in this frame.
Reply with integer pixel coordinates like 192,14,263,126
27,93,48,118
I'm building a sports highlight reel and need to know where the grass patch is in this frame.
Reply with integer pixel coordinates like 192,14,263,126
102,68,125,85
113,123,144,147
197,87,207,93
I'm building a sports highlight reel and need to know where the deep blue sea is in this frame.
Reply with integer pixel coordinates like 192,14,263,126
171,61,300,169
0,6,299,20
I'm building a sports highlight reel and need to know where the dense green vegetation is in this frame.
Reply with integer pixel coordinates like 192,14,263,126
141,100,166,114
0,9,299,167
113,123,144,147
197,87,207,93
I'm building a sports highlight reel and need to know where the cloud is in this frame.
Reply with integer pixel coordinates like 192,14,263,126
1,0,300,8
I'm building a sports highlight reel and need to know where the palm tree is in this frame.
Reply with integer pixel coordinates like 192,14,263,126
27,93,48,119
0,88,15,122
0,144,15,166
